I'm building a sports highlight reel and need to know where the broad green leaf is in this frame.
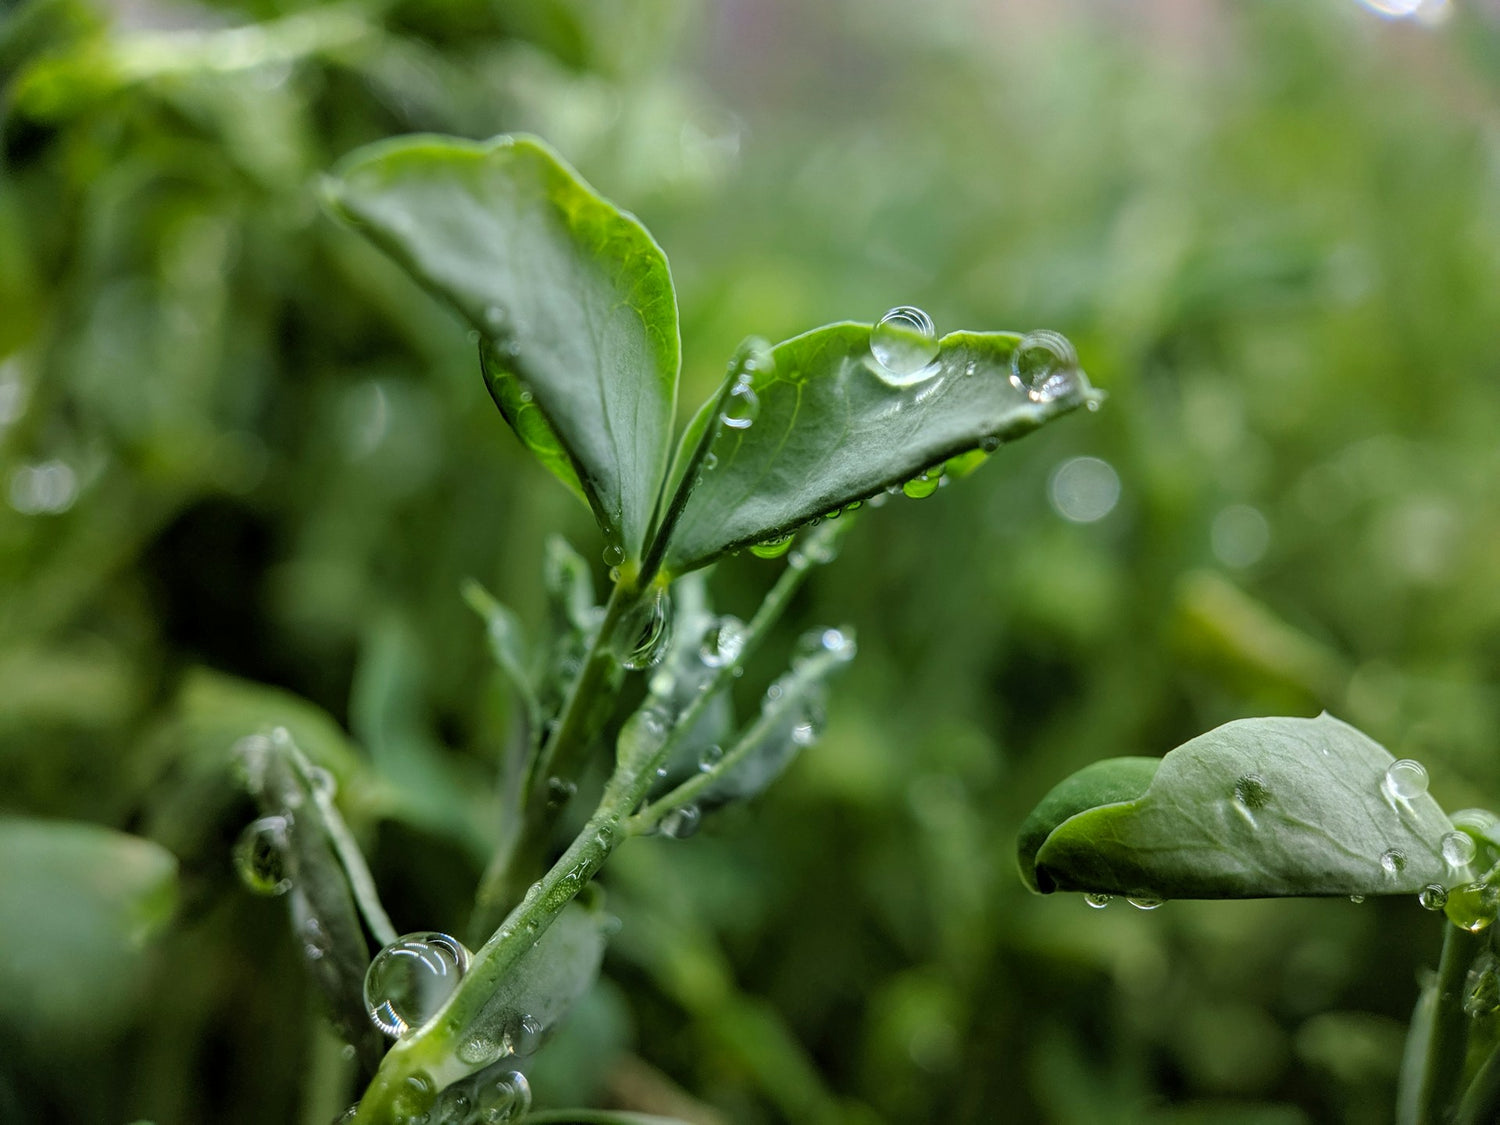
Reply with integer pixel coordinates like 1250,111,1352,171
662,325,1099,573
1016,757,1161,894
1021,714,1457,900
325,134,679,559
0,817,177,1041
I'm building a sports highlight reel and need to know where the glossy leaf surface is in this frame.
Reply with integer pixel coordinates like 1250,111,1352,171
1021,714,1457,900
327,134,679,559
663,325,1098,572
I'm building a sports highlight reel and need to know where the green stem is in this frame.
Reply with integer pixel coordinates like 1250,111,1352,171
1419,922,1484,1125
1454,1038,1500,1125
470,578,641,938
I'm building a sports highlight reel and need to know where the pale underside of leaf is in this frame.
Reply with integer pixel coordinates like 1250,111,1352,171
663,325,1098,573
1030,714,1456,900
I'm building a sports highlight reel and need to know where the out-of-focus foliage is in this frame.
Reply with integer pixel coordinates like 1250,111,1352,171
4,0,1500,1122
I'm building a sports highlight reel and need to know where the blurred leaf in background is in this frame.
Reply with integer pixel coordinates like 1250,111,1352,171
4,0,1500,1121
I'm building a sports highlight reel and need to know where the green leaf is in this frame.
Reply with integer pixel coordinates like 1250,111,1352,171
1016,757,1161,894
662,325,1099,573
325,134,679,560
1020,714,1457,900
0,817,177,1041
463,578,542,739
240,732,386,1075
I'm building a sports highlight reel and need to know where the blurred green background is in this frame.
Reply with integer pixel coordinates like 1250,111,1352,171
4,0,1500,1121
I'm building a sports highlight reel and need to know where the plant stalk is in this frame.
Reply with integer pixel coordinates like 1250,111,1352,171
1418,921,1484,1125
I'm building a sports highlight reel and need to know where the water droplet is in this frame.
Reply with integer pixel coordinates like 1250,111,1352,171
1443,831,1477,869
1127,897,1163,910
1385,759,1429,801
1083,893,1112,909
602,544,625,567
474,1070,530,1123
1011,330,1079,402
660,805,702,839
234,816,292,896
1048,457,1121,524
698,744,724,772
458,1032,505,1066
1381,848,1408,878
391,1072,436,1125
7,459,78,515
790,715,818,747
545,777,577,808
503,1014,545,1057
1233,775,1272,810
617,590,673,670
433,1083,474,1123
870,307,940,385
750,534,793,559
720,376,759,430
703,450,719,471
335,1106,358,1124
1350,895,1366,904
819,627,856,662
699,616,746,669
1420,883,1449,911
902,468,942,499
1444,881,1499,933
364,932,472,1038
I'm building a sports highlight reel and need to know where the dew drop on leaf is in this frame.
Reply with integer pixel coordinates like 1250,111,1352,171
699,616,746,669
1083,892,1112,909
1010,330,1080,403
1233,774,1272,810
1127,897,1164,910
1350,895,1365,904
870,306,940,385
617,589,672,670
750,534,793,559
698,744,724,772
902,468,942,499
503,1014,545,1057
234,815,293,896
364,932,472,1038
1380,848,1407,878
720,376,759,430
1442,831,1477,869
1419,883,1449,911
602,543,625,567
1384,758,1429,800
474,1070,530,1122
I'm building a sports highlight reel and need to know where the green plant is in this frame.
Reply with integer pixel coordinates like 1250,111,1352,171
1019,713,1500,1125
233,131,1100,1123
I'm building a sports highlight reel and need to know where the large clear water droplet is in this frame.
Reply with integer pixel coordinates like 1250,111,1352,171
699,616,746,669
1380,848,1407,878
1083,892,1112,909
474,1070,530,1122
602,543,625,568
235,816,293,896
1385,759,1429,800
1010,330,1079,403
391,1072,436,1125
1443,831,1478,869
870,306,940,385
617,590,673,671
364,932,472,1038
1420,883,1449,911
1127,897,1164,910
720,376,759,430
